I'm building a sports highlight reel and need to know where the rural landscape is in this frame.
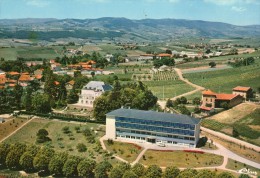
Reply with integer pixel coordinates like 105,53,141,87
0,0,260,178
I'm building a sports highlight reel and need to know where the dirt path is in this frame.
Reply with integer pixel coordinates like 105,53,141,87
0,118,35,143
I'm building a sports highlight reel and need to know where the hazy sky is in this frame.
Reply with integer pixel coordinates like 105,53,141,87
0,0,259,25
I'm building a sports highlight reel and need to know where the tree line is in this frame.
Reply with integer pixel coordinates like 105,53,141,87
0,142,248,178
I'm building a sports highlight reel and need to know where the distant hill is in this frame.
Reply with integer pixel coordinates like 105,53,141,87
0,18,259,41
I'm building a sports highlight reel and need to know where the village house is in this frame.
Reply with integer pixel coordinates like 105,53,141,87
50,60,62,71
0,70,5,76
200,89,243,112
68,81,112,110
18,74,34,87
156,53,172,59
232,86,253,100
138,54,154,61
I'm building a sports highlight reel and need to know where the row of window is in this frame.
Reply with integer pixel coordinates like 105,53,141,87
116,130,195,141
115,122,195,136
80,100,93,104
115,117,196,130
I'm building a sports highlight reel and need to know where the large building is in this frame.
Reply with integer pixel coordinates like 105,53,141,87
77,81,112,108
106,109,200,148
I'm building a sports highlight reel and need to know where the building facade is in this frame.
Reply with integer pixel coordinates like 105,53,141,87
106,109,200,148
232,86,253,100
200,89,243,112
77,81,112,108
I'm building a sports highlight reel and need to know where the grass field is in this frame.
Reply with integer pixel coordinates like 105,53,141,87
4,118,106,161
140,150,223,168
0,46,62,60
202,103,260,146
226,158,260,176
104,141,143,162
183,62,260,93
144,80,195,99
0,117,29,141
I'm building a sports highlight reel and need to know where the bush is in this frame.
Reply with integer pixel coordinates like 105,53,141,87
76,143,87,152
62,126,70,134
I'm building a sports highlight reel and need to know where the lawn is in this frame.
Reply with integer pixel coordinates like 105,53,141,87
183,62,260,93
144,80,195,99
104,141,143,162
0,117,29,141
226,158,260,176
4,118,106,160
140,150,223,168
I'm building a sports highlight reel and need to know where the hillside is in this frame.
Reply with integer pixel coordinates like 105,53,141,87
0,18,260,42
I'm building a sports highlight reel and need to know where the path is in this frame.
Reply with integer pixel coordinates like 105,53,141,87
0,117,35,143
157,68,205,109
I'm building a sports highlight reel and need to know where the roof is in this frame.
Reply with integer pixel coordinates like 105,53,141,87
157,53,172,57
83,81,112,92
199,106,213,111
233,86,251,92
106,108,200,125
202,90,216,96
34,75,42,79
8,71,20,75
19,75,32,82
215,94,238,100
67,80,75,85
54,81,60,85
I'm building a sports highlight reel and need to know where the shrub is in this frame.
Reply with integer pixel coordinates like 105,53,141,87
76,143,87,152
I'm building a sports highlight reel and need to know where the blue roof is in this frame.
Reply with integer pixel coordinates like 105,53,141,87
83,81,112,91
106,108,200,125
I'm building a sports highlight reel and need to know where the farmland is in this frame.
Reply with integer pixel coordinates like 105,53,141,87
183,59,260,93
202,103,260,146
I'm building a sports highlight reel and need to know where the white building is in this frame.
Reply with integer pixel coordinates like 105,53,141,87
106,108,201,148
77,81,112,108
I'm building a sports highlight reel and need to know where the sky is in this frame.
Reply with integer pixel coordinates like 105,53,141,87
0,0,259,25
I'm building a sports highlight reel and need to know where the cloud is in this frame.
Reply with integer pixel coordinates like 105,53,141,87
204,0,259,5
231,6,246,11
25,0,50,7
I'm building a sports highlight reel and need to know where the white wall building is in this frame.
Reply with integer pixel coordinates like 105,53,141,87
78,81,112,108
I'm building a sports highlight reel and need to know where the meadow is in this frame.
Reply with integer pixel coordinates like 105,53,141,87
4,118,107,162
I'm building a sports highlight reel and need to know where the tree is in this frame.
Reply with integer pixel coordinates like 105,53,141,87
180,96,187,104
164,166,180,178
205,49,211,54
131,163,145,177
77,158,96,177
32,93,51,113
13,84,23,109
22,87,33,111
194,169,216,178
165,49,172,54
209,61,216,68
95,161,112,178
178,169,198,178
238,174,251,178
194,106,201,114
123,170,138,178
232,127,239,138
67,89,79,104
217,172,235,178
19,145,39,172
145,165,162,178
33,146,55,172
62,156,81,177
109,166,124,178
220,102,229,110
76,143,87,152
0,143,11,166
193,97,201,105
48,152,68,176
166,99,173,108
91,71,95,78
6,143,27,169
36,129,50,143
229,48,238,55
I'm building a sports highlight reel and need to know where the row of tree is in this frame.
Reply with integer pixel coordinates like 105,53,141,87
0,142,250,178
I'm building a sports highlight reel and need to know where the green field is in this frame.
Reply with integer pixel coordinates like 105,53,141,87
0,46,62,60
140,150,223,168
144,80,195,99
4,118,106,161
183,62,260,94
226,158,260,176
